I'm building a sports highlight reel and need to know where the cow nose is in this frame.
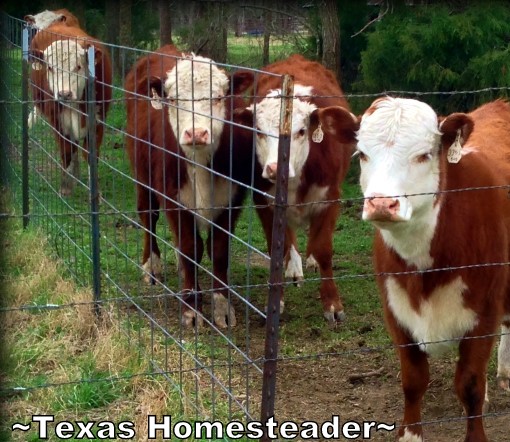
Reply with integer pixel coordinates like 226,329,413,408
58,90,73,101
363,193,401,222
182,128,210,145
264,163,278,180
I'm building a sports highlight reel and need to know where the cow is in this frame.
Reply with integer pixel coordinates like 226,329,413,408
124,45,255,329
328,96,510,442
29,24,112,196
24,8,81,128
234,54,357,325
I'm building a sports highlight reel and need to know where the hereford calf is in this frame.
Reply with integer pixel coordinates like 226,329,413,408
25,8,81,128
235,55,357,325
124,45,254,328
349,97,510,442
29,24,112,196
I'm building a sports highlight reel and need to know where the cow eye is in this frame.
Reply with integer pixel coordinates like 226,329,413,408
47,65,53,72
297,128,306,137
213,95,224,105
75,65,82,72
416,152,432,163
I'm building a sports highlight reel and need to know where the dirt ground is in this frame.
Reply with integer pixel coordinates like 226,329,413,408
273,352,509,441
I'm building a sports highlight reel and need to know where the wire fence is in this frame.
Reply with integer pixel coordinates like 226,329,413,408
1,11,510,442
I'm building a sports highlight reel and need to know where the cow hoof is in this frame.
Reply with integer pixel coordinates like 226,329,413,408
142,253,162,284
292,276,304,287
497,376,510,391
305,254,319,272
324,309,346,326
212,293,236,328
181,309,204,329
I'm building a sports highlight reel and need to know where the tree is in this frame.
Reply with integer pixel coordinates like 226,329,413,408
355,2,510,113
318,0,341,82
159,0,173,46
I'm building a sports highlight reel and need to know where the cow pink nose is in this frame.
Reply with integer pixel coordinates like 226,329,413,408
364,193,401,221
182,128,210,145
264,163,278,180
58,90,73,101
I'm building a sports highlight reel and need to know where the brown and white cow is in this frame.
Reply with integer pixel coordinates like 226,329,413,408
336,97,510,442
235,55,357,325
124,45,254,329
25,8,81,128
29,24,112,196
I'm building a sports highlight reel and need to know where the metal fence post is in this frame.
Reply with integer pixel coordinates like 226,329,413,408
86,46,101,316
21,26,29,229
260,74,294,440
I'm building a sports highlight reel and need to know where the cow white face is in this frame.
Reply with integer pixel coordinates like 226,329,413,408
163,54,229,159
357,97,442,226
251,85,317,183
25,10,64,30
40,40,87,102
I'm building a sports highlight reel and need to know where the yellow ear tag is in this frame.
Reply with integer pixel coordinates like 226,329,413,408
447,129,462,164
312,123,324,143
150,88,163,110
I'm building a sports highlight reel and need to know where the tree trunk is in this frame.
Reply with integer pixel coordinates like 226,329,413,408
318,0,341,83
118,0,133,75
198,1,228,63
159,0,173,46
262,2,271,66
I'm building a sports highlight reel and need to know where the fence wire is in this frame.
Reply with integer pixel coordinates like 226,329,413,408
1,11,509,442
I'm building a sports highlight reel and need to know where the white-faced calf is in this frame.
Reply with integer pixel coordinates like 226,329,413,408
353,97,510,442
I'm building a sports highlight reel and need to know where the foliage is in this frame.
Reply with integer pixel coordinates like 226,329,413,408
355,1,510,113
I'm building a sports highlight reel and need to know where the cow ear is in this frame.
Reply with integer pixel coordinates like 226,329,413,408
24,15,35,25
29,49,44,70
230,70,255,96
310,106,360,144
136,76,165,109
233,107,254,128
58,14,67,23
438,113,473,150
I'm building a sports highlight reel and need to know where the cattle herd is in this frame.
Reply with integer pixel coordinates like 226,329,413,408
24,8,510,442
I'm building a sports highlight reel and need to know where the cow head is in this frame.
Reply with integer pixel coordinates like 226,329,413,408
357,97,473,227
144,54,233,160
235,85,321,183
24,10,70,30
31,40,102,103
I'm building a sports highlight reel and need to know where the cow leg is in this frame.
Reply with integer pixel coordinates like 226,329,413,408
137,186,161,284
306,204,344,324
58,135,79,197
497,318,510,391
167,209,204,328
455,332,495,442
396,336,429,442
206,210,241,329
255,193,303,288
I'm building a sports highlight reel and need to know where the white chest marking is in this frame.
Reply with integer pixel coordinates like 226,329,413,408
179,164,236,230
386,276,478,355
60,107,87,141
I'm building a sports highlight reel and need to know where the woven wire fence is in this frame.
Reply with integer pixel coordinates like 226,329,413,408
2,11,510,442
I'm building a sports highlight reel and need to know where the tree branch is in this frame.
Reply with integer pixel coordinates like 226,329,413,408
351,2,390,37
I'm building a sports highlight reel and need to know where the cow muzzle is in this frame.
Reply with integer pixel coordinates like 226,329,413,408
57,90,74,102
262,162,296,181
181,127,211,146
362,193,412,222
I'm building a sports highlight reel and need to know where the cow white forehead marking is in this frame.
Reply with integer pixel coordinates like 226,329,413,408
44,40,86,68
251,85,317,133
27,10,63,30
164,54,229,98
358,97,441,153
